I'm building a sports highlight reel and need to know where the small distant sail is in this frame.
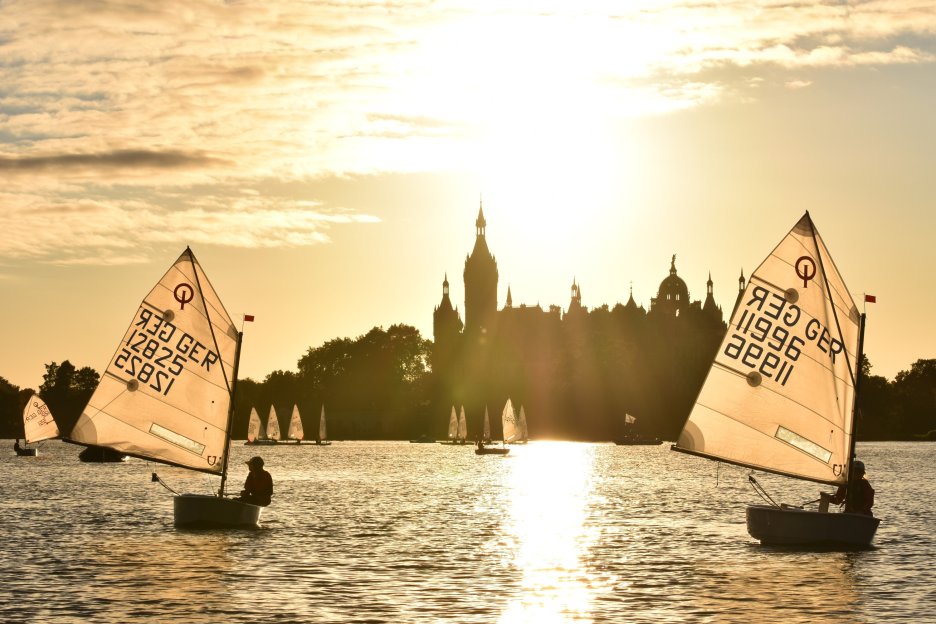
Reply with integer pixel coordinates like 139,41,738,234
457,406,467,442
287,405,304,441
70,248,238,474
246,407,261,442
625,414,636,425
319,405,327,442
518,406,528,441
483,406,491,443
266,405,281,441
23,394,59,444
448,406,458,440
502,398,518,443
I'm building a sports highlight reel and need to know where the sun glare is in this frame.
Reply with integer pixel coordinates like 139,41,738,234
500,442,611,623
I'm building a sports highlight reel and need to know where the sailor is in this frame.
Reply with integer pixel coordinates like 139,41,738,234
831,460,874,516
239,456,273,507
13,439,22,453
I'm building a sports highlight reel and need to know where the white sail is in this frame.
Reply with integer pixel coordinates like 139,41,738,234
266,405,281,441
483,406,491,443
457,406,467,442
246,407,261,442
287,404,304,441
448,406,458,440
518,405,528,441
23,394,60,444
319,405,327,442
70,248,238,474
625,413,636,425
502,398,518,443
674,213,861,485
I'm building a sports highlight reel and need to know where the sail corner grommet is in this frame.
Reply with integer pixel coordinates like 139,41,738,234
746,371,762,387
784,288,799,304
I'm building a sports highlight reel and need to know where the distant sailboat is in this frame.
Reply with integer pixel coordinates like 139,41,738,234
15,394,60,456
266,405,281,443
287,405,304,444
516,405,529,444
317,405,331,446
68,247,263,528
440,406,460,445
482,406,492,444
672,212,880,546
245,407,262,444
457,406,468,444
613,414,661,445
477,400,510,456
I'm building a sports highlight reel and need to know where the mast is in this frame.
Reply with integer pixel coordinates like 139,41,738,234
218,331,243,498
845,313,866,486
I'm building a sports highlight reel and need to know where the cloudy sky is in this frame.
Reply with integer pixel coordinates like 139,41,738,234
2,0,934,388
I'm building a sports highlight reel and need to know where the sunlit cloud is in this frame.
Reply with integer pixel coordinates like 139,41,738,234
0,192,379,265
1,0,933,263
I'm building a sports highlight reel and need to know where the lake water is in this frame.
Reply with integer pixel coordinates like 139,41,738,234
2,440,933,623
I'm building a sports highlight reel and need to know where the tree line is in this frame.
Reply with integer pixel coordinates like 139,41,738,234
1,324,934,441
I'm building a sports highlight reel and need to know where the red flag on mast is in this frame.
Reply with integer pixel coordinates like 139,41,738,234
864,295,876,303
244,314,255,322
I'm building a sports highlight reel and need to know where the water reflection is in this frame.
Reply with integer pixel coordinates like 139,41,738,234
501,442,612,623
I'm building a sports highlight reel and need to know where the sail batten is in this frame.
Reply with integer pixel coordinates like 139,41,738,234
69,249,238,474
673,213,859,485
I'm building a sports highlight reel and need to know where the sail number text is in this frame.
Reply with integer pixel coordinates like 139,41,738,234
723,286,845,386
112,308,221,396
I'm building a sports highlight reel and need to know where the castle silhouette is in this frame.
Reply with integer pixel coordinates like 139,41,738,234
429,204,734,441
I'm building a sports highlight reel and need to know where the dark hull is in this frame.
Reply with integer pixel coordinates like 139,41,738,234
746,505,880,547
78,445,129,463
475,448,509,455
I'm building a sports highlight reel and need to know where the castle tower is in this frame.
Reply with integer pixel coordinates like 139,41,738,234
702,272,723,322
433,273,463,344
567,278,586,317
463,202,499,337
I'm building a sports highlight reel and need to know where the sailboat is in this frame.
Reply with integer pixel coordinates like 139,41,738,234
68,247,263,528
672,212,880,546
457,406,468,444
245,407,262,444
516,405,529,444
440,406,459,445
287,404,304,444
482,406,492,444
613,414,661,445
316,405,331,446
477,400,511,455
265,405,281,444
15,394,60,456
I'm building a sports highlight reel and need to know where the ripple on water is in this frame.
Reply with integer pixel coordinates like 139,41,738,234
1,440,933,623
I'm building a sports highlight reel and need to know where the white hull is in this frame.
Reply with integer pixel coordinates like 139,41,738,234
173,494,262,529
746,505,880,547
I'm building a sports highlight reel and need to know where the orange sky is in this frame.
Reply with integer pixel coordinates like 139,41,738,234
1,1,934,388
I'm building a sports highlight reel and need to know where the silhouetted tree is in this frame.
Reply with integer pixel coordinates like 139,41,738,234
889,359,936,438
38,361,100,433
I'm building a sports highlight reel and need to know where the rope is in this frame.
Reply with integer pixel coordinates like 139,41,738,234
151,471,180,496
748,474,781,507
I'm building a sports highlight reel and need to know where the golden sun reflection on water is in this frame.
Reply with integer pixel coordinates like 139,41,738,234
499,442,612,624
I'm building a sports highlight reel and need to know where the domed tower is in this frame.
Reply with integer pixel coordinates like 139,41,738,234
463,202,499,337
650,254,690,318
433,273,463,344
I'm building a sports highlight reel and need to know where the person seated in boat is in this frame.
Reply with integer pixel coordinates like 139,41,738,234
831,460,874,516
476,438,484,450
13,439,22,453
238,456,273,506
